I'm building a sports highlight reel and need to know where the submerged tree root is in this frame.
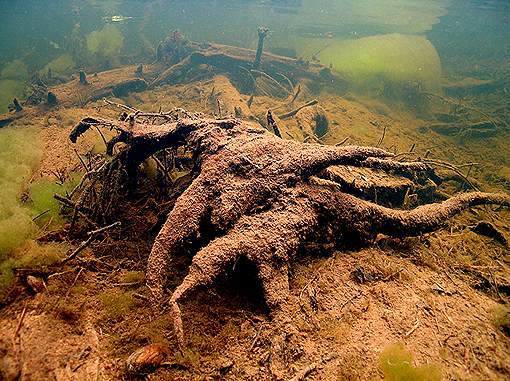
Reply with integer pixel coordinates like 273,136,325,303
70,106,510,377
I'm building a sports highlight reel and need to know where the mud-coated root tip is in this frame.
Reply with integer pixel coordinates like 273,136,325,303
171,300,185,348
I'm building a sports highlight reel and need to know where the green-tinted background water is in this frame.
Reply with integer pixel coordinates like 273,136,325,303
0,0,509,113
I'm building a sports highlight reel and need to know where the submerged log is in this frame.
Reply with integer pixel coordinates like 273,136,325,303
0,33,346,122
48,65,160,107
149,40,347,93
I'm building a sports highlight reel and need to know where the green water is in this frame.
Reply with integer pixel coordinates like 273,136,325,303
0,1,508,107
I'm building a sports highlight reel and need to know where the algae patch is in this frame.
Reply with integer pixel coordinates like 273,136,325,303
380,343,443,381
86,24,124,67
0,125,43,253
39,54,76,77
297,34,442,102
0,60,30,113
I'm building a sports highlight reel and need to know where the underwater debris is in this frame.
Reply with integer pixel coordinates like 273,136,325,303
78,70,88,85
102,14,134,23
68,105,510,369
253,27,269,70
125,345,169,376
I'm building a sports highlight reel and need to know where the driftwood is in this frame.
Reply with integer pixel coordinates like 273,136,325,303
149,34,347,93
47,66,154,108
0,32,346,126
68,105,510,379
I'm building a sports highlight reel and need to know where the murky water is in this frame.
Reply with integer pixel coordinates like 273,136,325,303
0,0,507,72
0,0,508,125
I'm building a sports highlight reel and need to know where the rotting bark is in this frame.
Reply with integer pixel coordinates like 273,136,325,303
69,105,510,362
148,40,346,93
0,34,345,124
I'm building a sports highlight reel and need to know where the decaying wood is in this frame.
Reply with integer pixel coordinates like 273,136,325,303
48,65,156,108
0,33,346,125
68,103,510,364
149,39,347,92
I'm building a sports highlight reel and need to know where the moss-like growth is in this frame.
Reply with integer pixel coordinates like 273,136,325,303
0,240,67,300
27,177,67,227
0,59,30,113
0,125,43,253
120,270,146,284
380,343,442,381
336,351,364,381
39,54,76,77
296,34,441,112
1,59,29,81
491,305,510,337
86,24,124,67
100,290,136,322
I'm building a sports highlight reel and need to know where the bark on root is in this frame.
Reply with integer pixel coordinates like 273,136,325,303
68,107,510,354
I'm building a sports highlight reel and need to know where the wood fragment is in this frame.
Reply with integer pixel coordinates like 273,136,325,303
405,317,420,337
267,110,282,138
248,324,264,352
339,288,363,313
376,125,387,147
12,98,23,112
287,353,338,381
87,221,121,236
335,136,349,146
113,281,144,287
61,221,121,263
70,102,510,353
253,27,269,70
60,236,94,264
382,268,404,282
132,293,150,301
13,299,29,340
32,209,50,221
71,346,91,372
53,193,76,208
278,99,318,119
64,268,84,299
423,158,479,190
251,69,292,95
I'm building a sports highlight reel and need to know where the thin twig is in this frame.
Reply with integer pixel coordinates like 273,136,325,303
47,269,77,280
87,221,121,236
299,257,333,303
60,236,94,264
376,125,387,147
94,126,108,148
249,324,264,352
423,158,479,190
287,353,338,381
132,293,149,301
251,69,292,95
278,99,318,119
103,98,138,113
423,91,501,129
381,268,404,282
74,148,89,172
405,317,420,337
335,136,349,146
275,72,294,93
113,281,144,287
488,262,503,301
32,209,50,221
13,298,29,339
64,268,84,299
311,44,331,60
53,193,76,208
338,288,362,312
62,221,121,263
